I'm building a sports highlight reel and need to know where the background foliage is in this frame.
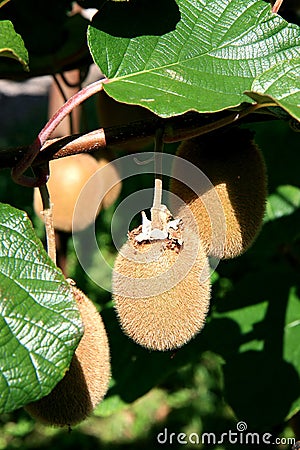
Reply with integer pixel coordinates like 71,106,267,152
0,0,300,448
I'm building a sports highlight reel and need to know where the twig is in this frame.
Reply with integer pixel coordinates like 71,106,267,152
38,184,56,265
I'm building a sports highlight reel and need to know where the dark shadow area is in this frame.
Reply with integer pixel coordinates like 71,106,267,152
169,126,267,259
223,350,300,429
0,0,69,55
214,208,300,312
0,91,48,147
91,0,180,38
25,355,93,427
201,317,241,359
103,307,172,403
248,121,300,194
222,271,300,430
0,168,34,216
101,306,210,404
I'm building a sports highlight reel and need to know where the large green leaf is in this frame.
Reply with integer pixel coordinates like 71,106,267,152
0,20,28,70
88,0,300,119
0,203,83,414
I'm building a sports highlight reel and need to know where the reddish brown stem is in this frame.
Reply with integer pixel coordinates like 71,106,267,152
55,231,70,276
37,78,106,146
11,78,106,187
6,102,279,180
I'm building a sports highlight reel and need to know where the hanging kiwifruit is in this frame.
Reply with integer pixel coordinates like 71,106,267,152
112,210,211,351
93,149,122,209
34,154,103,232
170,127,267,259
25,286,110,427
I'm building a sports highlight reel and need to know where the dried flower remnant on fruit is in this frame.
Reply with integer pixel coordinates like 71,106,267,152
132,208,184,250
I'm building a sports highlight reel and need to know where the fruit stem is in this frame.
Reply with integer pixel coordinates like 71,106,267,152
39,184,57,265
272,0,284,13
152,178,163,210
151,128,167,230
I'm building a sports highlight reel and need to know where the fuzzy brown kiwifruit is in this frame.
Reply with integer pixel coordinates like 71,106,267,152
112,216,211,351
25,286,110,427
170,128,267,259
34,154,102,233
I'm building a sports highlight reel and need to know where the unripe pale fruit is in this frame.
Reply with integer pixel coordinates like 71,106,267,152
34,154,101,232
25,286,110,427
112,217,211,351
170,128,267,259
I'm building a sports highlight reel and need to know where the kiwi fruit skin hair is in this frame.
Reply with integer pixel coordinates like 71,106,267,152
25,286,110,427
113,216,211,352
170,127,267,259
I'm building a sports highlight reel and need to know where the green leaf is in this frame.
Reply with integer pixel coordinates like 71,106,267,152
0,203,83,414
247,58,300,121
265,185,300,222
88,0,300,118
0,20,29,70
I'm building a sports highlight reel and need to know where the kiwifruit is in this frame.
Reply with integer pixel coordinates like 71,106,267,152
34,154,102,232
93,149,122,209
112,213,211,351
170,128,267,259
25,286,110,427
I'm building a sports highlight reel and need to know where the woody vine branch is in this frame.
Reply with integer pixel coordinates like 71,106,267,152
0,103,280,188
